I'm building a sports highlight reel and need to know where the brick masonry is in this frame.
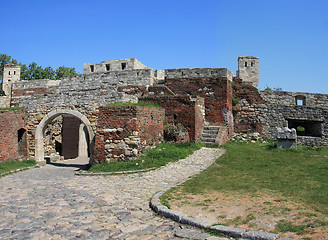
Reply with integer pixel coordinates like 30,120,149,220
0,109,28,162
92,106,165,164
139,95,205,142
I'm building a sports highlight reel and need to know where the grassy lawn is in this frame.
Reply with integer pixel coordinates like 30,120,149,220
0,159,36,175
88,142,202,172
162,141,328,239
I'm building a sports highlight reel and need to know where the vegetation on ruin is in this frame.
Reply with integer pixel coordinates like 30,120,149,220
88,142,202,173
0,106,24,111
162,141,328,239
106,101,162,108
0,159,36,176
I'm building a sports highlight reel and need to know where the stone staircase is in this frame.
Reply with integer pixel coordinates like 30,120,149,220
201,126,221,145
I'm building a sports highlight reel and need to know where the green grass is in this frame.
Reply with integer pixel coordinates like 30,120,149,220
178,141,328,215
0,159,36,175
88,142,202,173
0,107,24,111
106,101,162,108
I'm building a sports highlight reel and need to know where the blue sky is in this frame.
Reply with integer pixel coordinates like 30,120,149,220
1,0,327,93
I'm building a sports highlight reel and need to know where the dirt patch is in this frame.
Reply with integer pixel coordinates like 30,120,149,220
167,190,328,239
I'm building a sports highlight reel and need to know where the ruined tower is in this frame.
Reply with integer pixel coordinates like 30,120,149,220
237,56,259,87
2,63,21,96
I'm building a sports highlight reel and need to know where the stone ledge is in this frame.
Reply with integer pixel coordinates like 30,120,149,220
0,166,37,177
75,167,156,176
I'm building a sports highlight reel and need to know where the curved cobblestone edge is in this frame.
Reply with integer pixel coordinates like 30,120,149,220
75,167,157,175
0,166,38,178
149,161,297,240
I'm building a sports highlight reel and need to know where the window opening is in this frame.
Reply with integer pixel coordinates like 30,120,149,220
90,65,94,72
8,71,11,75
288,119,322,137
121,63,127,70
245,62,247,67
295,95,306,106
14,71,16,75
106,64,110,71
251,62,254,67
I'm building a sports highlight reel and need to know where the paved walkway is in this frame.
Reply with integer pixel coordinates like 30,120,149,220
0,148,229,240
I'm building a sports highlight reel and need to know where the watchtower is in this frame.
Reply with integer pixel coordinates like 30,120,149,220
237,56,259,87
2,63,21,96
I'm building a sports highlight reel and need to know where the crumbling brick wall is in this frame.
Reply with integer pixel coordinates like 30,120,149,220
0,109,28,162
164,77,232,126
92,105,164,164
139,95,205,142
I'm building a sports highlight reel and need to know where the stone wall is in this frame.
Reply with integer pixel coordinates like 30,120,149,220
92,106,165,164
165,68,234,82
260,90,328,107
140,95,205,142
0,109,28,162
0,96,9,108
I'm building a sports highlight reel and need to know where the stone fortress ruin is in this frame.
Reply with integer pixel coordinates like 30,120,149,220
1,56,328,165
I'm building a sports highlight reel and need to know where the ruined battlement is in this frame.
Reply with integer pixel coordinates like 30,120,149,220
165,68,234,81
83,58,151,74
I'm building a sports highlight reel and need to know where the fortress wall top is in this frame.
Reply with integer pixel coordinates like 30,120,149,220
260,90,328,107
83,58,151,74
165,68,234,81
11,69,155,113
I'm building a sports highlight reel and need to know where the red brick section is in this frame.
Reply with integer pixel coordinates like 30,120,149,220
0,109,28,162
233,78,266,105
92,106,164,164
139,96,205,142
232,78,266,133
164,77,232,125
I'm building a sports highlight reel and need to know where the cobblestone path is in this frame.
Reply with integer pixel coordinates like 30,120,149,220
0,148,226,240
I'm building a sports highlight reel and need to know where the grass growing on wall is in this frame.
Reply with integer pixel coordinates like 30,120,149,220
88,142,202,172
106,101,162,108
0,159,36,175
0,107,24,111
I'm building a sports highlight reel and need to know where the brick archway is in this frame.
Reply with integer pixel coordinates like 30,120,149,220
35,109,94,165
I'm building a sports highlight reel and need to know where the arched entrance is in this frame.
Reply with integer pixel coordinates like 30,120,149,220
35,109,94,165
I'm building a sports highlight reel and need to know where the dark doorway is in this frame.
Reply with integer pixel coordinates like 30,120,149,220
17,128,27,158
61,115,80,159
288,119,322,137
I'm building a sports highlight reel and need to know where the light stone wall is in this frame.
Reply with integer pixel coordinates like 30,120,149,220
165,68,235,81
260,90,328,107
2,64,21,96
0,96,9,108
83,58,151,74
237,56,259,87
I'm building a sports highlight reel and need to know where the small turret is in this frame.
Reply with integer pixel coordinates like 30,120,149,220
237,56,259,87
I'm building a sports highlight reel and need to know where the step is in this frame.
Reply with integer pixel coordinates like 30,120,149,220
204,126,221,131
201,133,218,138
202,141,216,145
201,137,216,142
202,130,219,135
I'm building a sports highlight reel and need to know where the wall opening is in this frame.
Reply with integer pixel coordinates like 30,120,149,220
35,109,94,165
106,64,110,71
295,95,306,106
121,62,127,70
90,65,94,72
8,71,11,75
288,119,322,137
17,128,27,158
245,62,247,67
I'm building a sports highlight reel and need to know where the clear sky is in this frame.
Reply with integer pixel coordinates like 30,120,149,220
1,0,327,93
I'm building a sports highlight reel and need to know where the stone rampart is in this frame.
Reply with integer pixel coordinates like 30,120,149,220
0,96,9,108
260,90,328,107
165,68,234,82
